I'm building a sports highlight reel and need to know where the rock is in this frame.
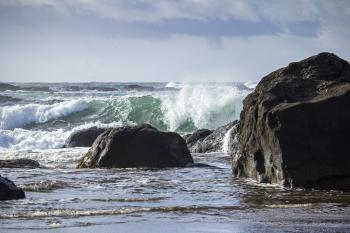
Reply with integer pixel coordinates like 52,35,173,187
77,124,193,168
0,175,25,200
184,129,213,151
232,52,350,190
0,159,40,168
189,121,238,153
64,127,110,148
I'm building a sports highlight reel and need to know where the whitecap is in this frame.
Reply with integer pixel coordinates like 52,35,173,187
0,99,89,129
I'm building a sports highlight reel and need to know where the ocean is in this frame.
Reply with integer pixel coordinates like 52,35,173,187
1,82,349,232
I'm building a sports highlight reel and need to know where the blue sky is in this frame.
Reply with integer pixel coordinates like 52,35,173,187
0,0,349,82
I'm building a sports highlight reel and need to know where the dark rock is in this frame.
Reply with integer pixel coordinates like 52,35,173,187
0,175,25,201
188,121,238,153
77,124,193,168
123,84,155,91
184,129,213,149
0,83,19,91
232,52,350,190
64,127,110,148
0,159,40,168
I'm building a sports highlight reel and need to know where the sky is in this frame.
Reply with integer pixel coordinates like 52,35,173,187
0,0,349,83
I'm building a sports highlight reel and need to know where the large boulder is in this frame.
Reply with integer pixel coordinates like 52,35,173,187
0,175,25,201
0,159,40,168
64,127,110,147
232,52,350,190
187,121,238,153
77,124,193,168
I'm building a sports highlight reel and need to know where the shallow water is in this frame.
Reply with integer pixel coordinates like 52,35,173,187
1,150,349,232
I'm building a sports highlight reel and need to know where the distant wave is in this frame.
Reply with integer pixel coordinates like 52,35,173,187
244,81,257,89
165,82,183,89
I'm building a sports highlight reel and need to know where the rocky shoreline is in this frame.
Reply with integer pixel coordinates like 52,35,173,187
1,52,350,201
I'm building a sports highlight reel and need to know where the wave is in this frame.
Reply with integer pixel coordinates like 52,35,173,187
20,180,67,192
0,122,121,150
0,205,243,219
2,84,249,132
0,99,89,130
244,81,257,89
0,83,250,151
160,84,248,131
165,82,183,89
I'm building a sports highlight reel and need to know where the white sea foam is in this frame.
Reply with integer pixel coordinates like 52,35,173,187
160,84,249,131
0,121,121,150
1,148,88,168
0,99,89,129
244,81,257,89
165,82,183,89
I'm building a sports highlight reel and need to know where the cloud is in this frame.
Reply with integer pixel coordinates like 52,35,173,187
0,0,349,82
0,0,260,22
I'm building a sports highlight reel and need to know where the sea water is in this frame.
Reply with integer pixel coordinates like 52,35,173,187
0,82,349,232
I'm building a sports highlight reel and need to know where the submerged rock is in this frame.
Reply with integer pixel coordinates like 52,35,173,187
64,127,111,148
0,175,25,200
232,52,350,190
0,159,40,168
186,121,238,153
77,124,193,168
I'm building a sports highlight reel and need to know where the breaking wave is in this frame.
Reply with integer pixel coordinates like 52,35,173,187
0,83,250,150
0,99,89,130
0,122,121,150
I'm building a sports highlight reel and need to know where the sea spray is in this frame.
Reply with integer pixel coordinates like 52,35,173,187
221,125,237,154
0,121,121,150
160,84,248,131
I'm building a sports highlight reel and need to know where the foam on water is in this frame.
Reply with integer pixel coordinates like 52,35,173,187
0,121,121,150
0,99,89,129
1,147,88,168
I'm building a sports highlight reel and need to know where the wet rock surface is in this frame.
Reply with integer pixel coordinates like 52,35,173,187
232,52,350,190
0,175,25,201
77,124,193,168
185,121,238,153
64,127,111,148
